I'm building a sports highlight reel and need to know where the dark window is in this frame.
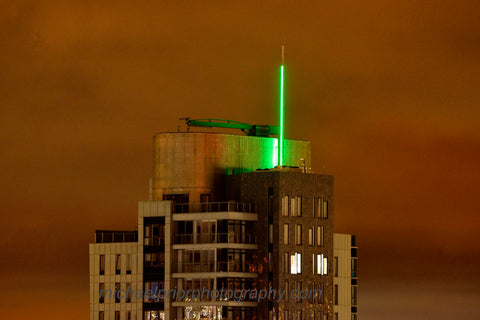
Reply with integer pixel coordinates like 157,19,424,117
115,254,121,274
99,255,105,275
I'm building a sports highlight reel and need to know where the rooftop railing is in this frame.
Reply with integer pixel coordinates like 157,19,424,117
95,230,138,243
173,201,256,214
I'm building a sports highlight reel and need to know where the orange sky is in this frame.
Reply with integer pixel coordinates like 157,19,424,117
1,1,479,319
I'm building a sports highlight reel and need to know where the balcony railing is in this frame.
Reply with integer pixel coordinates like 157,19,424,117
175,233,257,245
173,201,256,214
95,230,138,243
175,261,258,273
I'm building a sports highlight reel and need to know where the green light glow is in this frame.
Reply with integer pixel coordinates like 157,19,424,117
272,138,278,167
279,65,284,166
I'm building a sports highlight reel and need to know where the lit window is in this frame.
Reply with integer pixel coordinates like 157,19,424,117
290,253,302,274
322,200,328,219
308,228,313,246
282,196,289,216
317,226,324,247
316,254,328,275
290,196,302,217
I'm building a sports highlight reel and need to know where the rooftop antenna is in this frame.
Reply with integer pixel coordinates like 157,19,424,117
279,45,285,166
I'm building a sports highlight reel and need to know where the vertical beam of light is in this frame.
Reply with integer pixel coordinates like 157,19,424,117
279,65,284,166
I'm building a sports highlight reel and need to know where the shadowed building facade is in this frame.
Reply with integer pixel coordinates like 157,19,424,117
89,132,357,320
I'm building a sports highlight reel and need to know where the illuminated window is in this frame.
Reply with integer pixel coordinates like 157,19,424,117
290,196,302,217
308,228,313,246
290,253,302,274
99,255,105,275
317,226,324,247
317,254,328,275
295,224,302,245
322,200,328,219
283,224,289,245
282,196,289,216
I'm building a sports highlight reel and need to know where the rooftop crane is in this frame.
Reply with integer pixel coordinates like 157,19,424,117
183,118,279,137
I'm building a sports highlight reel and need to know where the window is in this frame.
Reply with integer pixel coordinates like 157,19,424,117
115,254,121,274
126,254,131,274
99,255,105,275
317,254,328,275
308,228,313,246
335,313,339,320
115,282,120,303
115,311,120,320
290,252,302,274
315,197,329,218
99,311,104,320
285,281,289,302
269,224,273,244
283,224,289,245
334,284,338,305
126,282,132,303
322,200,328,219
334,256,338,277
126,311,131,320
352,286,358,305
317,226,324,247
290,196,302,217
282,196,289,216
99,283,105,303
296,282,302,303
295,224,302,246
351,258,357,278
284,252,289,274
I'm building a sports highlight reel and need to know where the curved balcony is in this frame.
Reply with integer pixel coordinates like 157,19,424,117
175,233,257,245
173,201,256,214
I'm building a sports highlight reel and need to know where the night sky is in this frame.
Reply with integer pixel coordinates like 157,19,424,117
1,1,480,319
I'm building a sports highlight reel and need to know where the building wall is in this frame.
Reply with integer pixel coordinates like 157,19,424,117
89,242,141,320
229,170,335,320
152,132,311,202
333,233,358,320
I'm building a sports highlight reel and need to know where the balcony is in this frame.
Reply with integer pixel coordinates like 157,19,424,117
175,233,257,245
173,202,256,214
175,261,258,273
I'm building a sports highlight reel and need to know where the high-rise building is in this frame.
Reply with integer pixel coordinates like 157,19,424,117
89,132,358,320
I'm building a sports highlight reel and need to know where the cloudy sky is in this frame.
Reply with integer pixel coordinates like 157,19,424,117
1,1,479,319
